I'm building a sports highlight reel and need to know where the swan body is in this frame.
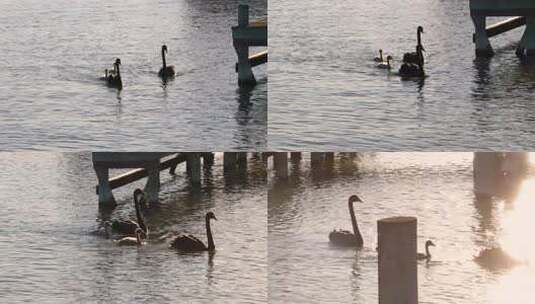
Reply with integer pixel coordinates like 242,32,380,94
158,45,175,78
328,195,364,248
402,26,425,67
105,58,122,89
377,56,392,69
417,240,435,260
475,247,521,269
399,62,425,78
116,228,145,246
374,49,384,62
109,188,148,238
170,212,217,252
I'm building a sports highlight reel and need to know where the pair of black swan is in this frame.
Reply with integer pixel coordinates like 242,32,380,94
101,45,175,89
328,195,436,260
399,26,425,77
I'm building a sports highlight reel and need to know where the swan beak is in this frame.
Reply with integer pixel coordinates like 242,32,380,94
213,215,218,221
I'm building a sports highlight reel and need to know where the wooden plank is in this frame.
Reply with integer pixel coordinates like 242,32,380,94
487,17,526,37
471,0,535,16
95,154,187,194
235,51,268,72
249,17,267,28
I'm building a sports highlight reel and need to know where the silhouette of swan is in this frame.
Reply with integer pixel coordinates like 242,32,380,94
329,195,364,247
170,212,217,252
417,240,435,260
399,46,425,77
374,49,384,62
403,26,425,67
377,55,392,70
158,45,175,78
475,247,522,270
116,228,145,246
104,58,122,89
109,188,148,238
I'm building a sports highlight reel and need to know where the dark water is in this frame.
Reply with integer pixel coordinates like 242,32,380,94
269,0,535,150
269,153,535,303
0,0,267,150
0,153,267,303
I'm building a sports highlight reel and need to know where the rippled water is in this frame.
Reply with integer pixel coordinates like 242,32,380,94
268,153,535,303
0,153,267,303
269,0,535,150
0,0,267,150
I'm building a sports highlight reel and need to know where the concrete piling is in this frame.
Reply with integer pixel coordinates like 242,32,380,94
378,216,418,304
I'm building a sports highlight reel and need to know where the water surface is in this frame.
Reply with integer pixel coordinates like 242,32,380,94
269,153,535,303
0,152,267,303
269,0,535,150
0,0,267,150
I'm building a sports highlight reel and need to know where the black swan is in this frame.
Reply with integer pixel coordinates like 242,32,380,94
377,55,392,69
399,45,425,77
105,58,122,89
170,212,217,252
116,228,145,246
417,240,435,260
109,188,148,238
158,45,176,78
403,26,425,67
328,195,364,247
374,49,384,62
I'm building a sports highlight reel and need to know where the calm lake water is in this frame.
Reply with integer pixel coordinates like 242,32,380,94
269,0,535,150
0,0,266,150
269,153,535,303
0,153,267,303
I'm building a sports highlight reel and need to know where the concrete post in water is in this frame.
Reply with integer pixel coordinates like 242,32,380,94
94,165,116,207
224,152,238,172
186,153,201,186
235,4,256,86
290,152,302,163
310,152,324,168
378,216,418,304
202,152,215,168
144,162,160,204
473,152,502,199
273,152,288,179
472,14,494,57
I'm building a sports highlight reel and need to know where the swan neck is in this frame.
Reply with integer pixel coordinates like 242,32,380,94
162,49,167,69
348,200,360,238
425,244,431,257
417,30,422,47
206,217,215,251
134,196,146,233
115,63,121,77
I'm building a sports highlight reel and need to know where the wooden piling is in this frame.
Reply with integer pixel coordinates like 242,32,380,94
186,153,201,185
144,162,160,204
273,152,288,179
94,165,116,207
224,152,238,172
378,216,418,304
290,152,302,163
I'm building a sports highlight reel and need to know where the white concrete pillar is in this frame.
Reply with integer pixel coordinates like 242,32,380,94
94,165,116,207
378,216,418,304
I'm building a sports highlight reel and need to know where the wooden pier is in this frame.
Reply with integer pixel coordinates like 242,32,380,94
232,5,268,87
470,0,535,56
93,152,254,207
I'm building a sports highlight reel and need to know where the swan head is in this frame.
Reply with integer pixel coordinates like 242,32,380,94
425,240,435,247
386,55,393,62
133,188,144,202
206,211,217,221
417,26,424,34
162,45,168,53
348,195,363,204
115,58,121,65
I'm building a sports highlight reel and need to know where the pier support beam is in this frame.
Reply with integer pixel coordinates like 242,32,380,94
235,5,256,86
144,162,160,204
290,152,302,163
186,153,201,186
472,15,494,57
94,165,116,207
224,152,238,172
273,152,288,179
378,216,418,304
522,17,535,56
